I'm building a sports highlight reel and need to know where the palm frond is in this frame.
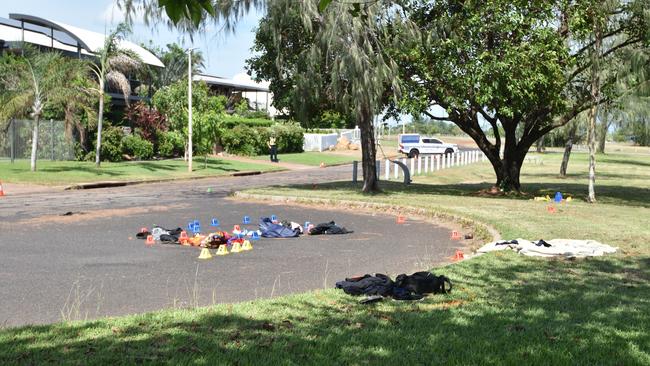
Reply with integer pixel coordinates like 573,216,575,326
106,70,132,104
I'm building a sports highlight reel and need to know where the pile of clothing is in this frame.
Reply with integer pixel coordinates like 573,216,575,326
336,271,452,301
477,238,618,258
308,221,352,235
258,218,353,237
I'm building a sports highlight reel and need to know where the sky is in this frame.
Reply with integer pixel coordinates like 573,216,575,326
3,0,263,80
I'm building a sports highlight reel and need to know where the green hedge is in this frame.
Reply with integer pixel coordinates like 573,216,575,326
157,130,185,158
122,135,154,160
221,122,304,156
222,116,274,129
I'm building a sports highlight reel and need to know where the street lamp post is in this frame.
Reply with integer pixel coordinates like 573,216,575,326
187,48,195,172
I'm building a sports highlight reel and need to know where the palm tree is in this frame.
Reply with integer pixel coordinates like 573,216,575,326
0,49,65,171
50,58,97,152
89,24,142,167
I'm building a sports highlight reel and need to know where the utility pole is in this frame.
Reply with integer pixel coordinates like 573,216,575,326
187,48,194,172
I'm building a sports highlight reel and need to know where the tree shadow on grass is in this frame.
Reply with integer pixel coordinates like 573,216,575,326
37,165,125,177
297,180,650,208
600,158,650,168
1,253,648,365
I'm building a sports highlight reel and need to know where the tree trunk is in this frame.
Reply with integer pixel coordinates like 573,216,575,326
493,153,524,192
359,104,379,193
559,123,577,177
597,110,608,153
30,115,40,172
587,19,602,203
95,86,104,168
536,137,544,153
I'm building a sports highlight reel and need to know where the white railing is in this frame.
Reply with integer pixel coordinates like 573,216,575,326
378,149,487,180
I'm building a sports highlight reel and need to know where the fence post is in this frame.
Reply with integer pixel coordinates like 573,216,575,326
417,156,422,175
50,119,55,161
394,161,399,179
352,161,358,183
10,119,15,163
436,155,440,170
410,157,415,175
376,160,381,181
385,159,390,180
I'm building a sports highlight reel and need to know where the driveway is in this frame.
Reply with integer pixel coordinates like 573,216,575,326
0,165,460,327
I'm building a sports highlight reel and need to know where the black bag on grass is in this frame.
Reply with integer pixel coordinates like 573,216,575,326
394,272,452,295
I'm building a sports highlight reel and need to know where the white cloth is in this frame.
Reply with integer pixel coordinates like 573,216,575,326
477,239,618,258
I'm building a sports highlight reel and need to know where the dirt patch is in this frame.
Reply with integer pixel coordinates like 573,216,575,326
5,204,188,227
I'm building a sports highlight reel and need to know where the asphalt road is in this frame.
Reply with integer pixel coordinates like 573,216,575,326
0,165,460,327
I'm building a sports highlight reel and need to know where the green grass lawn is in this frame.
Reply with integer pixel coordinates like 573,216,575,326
253,151,357,166
1,151,648,365
0,158,282,185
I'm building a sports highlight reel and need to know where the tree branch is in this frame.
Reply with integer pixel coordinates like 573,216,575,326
422,110,450,121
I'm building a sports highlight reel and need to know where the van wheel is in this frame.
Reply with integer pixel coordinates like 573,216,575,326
445,148,454,155
409,149,420,158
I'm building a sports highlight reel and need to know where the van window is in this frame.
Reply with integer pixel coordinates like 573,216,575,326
400,135,420,143
430,139,442,144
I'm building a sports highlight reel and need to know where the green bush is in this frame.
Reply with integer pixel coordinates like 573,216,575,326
122,134,154,160
222,116,274,129
270,122,304,153
221,125,265,156
99,127,125,162
220,122,304,156
157,130,185,157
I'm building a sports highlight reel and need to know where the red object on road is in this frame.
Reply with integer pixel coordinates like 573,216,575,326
0,181,5,197
396,215,406,224
146,235,155,246
140,227,148,233
451,231,461,240
452,250,464,261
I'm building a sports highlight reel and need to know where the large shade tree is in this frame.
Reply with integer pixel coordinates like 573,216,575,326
119,0,416,193
0,50,66,171
394,0,650,192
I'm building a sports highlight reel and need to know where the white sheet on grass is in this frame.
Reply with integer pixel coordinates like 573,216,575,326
477,239,618,258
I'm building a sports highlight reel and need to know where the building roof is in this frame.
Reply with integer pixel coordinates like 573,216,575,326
1,13,164,68
194,73,269,92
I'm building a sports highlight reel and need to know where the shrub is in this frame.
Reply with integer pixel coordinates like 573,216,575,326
221,125,265,156
157,130,185,157
124,102,167,144
220,122,304,156
99,126,125,162
270,122,304,153
222,116,274,129
122,134,154,160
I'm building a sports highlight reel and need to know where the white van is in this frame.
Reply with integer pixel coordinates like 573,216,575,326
398,134,459,158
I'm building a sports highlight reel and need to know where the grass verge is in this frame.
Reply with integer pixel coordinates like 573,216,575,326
0,158,282,185
0,151,648,364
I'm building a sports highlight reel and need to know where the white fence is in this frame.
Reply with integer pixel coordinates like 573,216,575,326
353,150,487,181
303,133,339,152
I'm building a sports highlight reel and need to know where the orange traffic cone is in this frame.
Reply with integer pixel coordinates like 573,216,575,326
396,215,406,224
179,231,190,245
452,250,464,261
0,181,5,197
146,235,155,246
451,231,461,240
547,206,557,214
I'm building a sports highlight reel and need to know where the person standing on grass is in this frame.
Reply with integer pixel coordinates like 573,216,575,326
268,135,278,162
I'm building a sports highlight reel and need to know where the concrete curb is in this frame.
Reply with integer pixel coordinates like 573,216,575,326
233,192,501,244
63,170,270,190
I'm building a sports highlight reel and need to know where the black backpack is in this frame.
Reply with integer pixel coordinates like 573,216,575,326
394,272,452,295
